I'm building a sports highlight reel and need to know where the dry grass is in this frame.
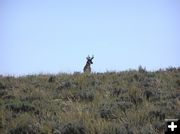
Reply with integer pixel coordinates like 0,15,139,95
0,67,180,134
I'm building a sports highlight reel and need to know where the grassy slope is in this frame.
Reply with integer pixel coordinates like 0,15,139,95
0,67,180,134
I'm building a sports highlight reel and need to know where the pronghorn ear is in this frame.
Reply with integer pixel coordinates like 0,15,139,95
91,55,94,60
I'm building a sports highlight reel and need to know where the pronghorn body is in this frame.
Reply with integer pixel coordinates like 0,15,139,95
83,55,94,73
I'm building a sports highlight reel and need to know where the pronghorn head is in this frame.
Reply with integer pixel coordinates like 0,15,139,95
86,55,94,65
83,55,94,73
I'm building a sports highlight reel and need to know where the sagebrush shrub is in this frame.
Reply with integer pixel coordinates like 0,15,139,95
53,121,86,134
75,89,95,102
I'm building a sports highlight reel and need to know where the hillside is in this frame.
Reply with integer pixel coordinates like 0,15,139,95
0,67,180,134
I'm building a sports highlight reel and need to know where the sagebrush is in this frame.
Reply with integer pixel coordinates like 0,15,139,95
0,67,180,134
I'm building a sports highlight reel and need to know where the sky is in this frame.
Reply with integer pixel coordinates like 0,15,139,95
0,0,180,75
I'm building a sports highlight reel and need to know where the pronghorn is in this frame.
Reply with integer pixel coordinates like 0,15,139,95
83,55,94,73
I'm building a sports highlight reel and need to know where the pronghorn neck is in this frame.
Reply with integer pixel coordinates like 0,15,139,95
84,63,91,73
83,55,94,73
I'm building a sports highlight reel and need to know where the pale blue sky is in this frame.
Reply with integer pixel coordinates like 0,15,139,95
0,0,180,75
